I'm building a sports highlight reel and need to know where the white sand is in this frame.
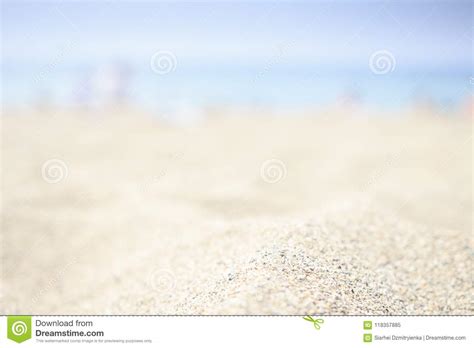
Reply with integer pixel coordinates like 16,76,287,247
1,108,472,314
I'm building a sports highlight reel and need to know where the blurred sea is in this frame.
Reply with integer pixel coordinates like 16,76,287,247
2,62,472,114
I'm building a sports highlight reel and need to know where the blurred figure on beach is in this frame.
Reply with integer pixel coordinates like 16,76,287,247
94,63,132,108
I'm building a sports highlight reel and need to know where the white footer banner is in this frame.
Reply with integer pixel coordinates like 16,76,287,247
0,316,471,347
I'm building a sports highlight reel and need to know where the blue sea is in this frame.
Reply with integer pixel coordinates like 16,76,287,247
2,62,472,113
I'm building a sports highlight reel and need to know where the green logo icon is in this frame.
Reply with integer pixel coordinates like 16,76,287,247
364,320,372,330
363,333,372,343
7,316,32,343
303,316,324,330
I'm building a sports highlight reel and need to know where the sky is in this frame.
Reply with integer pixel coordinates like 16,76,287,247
2,0,472,70
1,1,472,109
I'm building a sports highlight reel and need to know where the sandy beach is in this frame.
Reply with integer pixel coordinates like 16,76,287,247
1,107,472,314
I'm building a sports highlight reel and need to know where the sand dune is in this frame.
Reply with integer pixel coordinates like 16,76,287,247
1,108,472,314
